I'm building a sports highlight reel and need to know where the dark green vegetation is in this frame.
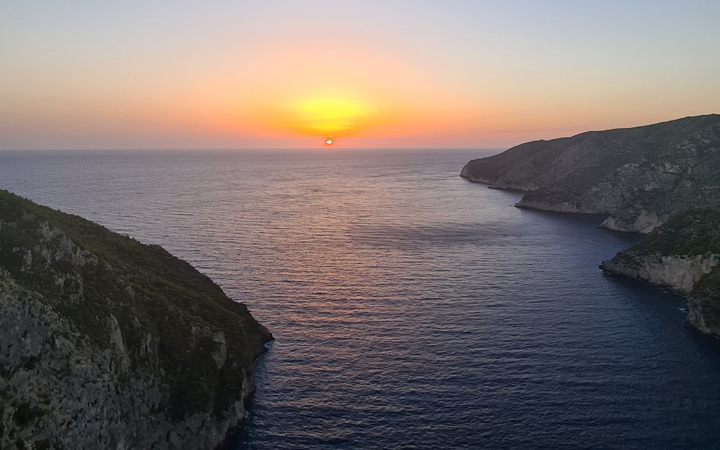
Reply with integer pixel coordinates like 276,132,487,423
461,114,720,232
0,189,271,421
613,209,720,260
12,403,47,427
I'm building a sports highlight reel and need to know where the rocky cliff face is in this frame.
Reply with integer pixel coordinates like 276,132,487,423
601,254,718,295
600,209,720,336
0,190,272,450
461,114,720,233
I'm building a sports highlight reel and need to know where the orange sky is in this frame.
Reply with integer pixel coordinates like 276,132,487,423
1,1,719,149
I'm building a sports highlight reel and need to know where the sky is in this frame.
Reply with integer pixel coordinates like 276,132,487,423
1,0,719,150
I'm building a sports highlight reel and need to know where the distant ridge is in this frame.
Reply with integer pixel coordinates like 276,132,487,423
461,114,720,233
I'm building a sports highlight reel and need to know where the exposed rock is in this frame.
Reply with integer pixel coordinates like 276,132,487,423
600,209,720,336
601,254,718,295
0,189,273,449
461,114,720,232
688,268,720,336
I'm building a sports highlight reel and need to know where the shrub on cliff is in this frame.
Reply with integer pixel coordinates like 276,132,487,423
624,208,720,257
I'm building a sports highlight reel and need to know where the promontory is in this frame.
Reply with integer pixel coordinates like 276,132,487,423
601,209,720,336
0,189,272,449
461,114,720,233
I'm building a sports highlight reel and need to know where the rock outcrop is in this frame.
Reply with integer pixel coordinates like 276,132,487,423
461,114,720,233
0,190,272,450
600,209,720,336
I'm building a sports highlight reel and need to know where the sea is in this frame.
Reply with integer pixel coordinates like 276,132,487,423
1,149,720,449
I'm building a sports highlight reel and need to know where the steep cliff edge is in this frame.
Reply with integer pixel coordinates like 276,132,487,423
0,189,272,450
600,209,720,336
461,114,720,233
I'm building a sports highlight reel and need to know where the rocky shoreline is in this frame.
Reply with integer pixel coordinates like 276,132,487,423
461,115,720,337
468,177,720,337
600,254,719,296
599,209,720,336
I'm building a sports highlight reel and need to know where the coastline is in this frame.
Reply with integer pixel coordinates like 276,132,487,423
461,176,720,337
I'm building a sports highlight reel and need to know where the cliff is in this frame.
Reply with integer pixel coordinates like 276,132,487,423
601,209,720,336
0,189,272,450
460,114,720,233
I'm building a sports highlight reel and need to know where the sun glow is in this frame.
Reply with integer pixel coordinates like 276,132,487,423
207,41,484,146
286,96,374,137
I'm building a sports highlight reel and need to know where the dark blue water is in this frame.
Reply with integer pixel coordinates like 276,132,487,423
1,149,720,449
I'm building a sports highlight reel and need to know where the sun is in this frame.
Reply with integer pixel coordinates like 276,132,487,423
326,139,333,145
